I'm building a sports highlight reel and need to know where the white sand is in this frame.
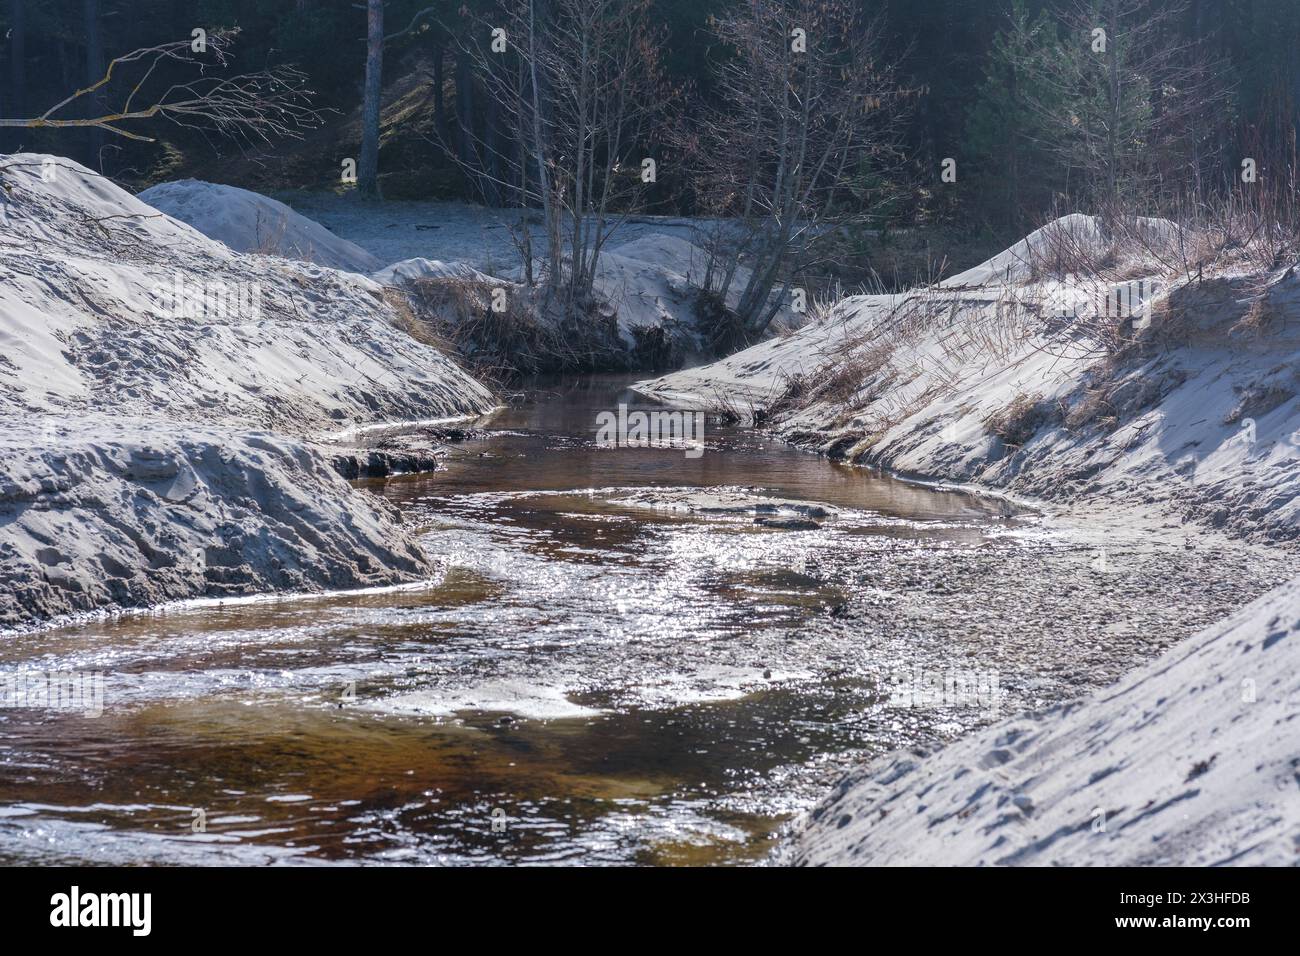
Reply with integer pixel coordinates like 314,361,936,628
637,216,1300,542
0,154,495,628
138,179,381,273
791,571,1300,866
0,417,434,627
146,182,794,351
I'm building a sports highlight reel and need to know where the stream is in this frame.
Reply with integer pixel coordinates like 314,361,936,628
0,375,1286,865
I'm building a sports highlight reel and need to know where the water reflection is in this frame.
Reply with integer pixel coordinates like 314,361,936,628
0,374,1016,866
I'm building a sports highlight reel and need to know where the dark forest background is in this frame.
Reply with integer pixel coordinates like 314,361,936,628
3,0,1299,251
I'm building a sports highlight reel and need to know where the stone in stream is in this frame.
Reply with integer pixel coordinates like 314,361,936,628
754,516,822,531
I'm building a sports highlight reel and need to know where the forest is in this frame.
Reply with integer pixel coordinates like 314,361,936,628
4,0,1298,245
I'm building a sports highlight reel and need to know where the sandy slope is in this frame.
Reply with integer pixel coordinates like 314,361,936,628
138,179,381,273
791,571,1300,866
637,216,1300,542
3,157,492,431
0,155,494,628
0,418,431,627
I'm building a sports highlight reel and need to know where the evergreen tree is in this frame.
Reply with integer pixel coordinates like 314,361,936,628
966,0,1062,231
1022,0,1231,211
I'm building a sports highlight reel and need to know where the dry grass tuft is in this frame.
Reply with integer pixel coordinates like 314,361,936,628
984,392,1049,446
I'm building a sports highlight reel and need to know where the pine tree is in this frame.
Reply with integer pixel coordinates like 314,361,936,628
1022,0,1232,211
966,0,1062,232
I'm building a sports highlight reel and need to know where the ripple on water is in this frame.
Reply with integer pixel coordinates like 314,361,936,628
10,374,1244,866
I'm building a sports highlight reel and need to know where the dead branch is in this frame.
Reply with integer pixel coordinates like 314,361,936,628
0,28,323,146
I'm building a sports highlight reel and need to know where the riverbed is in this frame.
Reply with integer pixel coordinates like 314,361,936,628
0,375,1291,865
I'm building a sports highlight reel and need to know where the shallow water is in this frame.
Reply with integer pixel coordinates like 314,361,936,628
3,374,1258,866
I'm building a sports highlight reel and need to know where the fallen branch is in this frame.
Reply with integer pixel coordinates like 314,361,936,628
0,28,322,146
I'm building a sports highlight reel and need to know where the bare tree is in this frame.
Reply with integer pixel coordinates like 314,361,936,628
456,0,670,315
688,0,914,344
354,3,447,200
0,27,322,146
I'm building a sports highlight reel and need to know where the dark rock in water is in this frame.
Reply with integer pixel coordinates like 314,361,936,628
420,426,488,443
753,502,830,519
330,449,443,479
754,516,821,531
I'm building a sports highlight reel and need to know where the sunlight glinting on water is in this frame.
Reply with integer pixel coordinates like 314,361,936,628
0,376,1023,865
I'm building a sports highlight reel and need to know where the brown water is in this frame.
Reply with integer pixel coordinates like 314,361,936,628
0,375,1025,865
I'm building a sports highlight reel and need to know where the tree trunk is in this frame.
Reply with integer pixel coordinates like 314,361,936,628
359,0,384,199
1106,0,1120,204
7,0,24,152
1009,59,1021,231
528,0,560,286
432,37,448,145
483,73,503,207
455,48,481,199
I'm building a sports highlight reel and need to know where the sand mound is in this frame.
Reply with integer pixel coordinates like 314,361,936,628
1,155,492,432
942,213,1180,288
637,220,1300,541
138,178,381,273
371,257,499,286
792,572,1300,865
0,154,495,627
0,418,433,628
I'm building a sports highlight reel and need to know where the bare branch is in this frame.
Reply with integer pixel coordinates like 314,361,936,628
0,28,324,146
